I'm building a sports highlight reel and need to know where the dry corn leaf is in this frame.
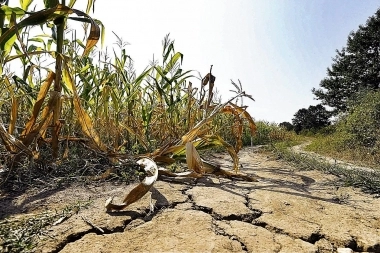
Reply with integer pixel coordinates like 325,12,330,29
63,62,107,152
202,160,258,182
157,159,257,182
68,8,100,56
152,156,176,165
22,71,54,133
181,89,250,145
8,96,18,135
200,135,240,172
201,72,215,87
186,141,204,174
0,123,33,156
20,91,58,148
118,122,148,150
221,103,256,153
105,158,158,211
20,72,55,146
227,103,257,135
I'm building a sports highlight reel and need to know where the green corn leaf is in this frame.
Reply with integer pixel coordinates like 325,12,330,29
1,6,25,19
44,0,58,9
110,88,120,112
86,0,94,14
12,42,22,55
154,66,172,87
75,38,85,48
80,64,90,73
28,37,45,43
47,39,53,50
23,64,31,81
20,0,33,11
28,37,46,49
3,31,16,56
164,52,183,73
163,40,174,63
134,67,152,85
68,0,77,8
27,44,37,52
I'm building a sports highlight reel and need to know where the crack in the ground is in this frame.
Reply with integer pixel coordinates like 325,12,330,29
337,235,380,252
306,231,324,244
252,220,326,245
211,220,248,252
189,200,262,223
254,219,379,252
49,219,142,253
45,177,380,253
180,185,194,201
49,228,96,253
49,215,138,253
186,188,263,223
47,183,198,252
49,197,191,252
367,243,380,252
242,192,264,222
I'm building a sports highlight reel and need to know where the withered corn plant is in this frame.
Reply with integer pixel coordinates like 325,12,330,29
0,0,257,187
0,0,104,166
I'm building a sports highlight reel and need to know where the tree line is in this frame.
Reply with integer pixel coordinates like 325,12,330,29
281,8,380,135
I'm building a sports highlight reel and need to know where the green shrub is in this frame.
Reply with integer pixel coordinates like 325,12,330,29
307,90,380,166
341,90,380,149
246,121,297,146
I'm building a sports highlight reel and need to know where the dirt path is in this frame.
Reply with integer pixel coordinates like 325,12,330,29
1,147,380,253
291,142,377,173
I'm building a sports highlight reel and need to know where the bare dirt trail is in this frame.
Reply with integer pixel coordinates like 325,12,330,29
1,147,380,253
291,142,377,173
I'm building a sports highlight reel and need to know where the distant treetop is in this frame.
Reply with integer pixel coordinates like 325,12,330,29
313,8,380,114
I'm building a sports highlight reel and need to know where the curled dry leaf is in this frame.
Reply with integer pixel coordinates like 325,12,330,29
186,141,204,174
105,158,158,211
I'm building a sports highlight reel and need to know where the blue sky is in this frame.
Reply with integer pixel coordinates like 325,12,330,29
86,0,380,123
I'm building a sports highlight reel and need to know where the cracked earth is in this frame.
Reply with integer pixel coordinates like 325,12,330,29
1,147,380,252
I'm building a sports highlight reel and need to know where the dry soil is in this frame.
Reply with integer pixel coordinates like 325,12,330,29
1,147,379,253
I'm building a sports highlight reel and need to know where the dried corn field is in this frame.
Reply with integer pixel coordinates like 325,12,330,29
1,1,380,253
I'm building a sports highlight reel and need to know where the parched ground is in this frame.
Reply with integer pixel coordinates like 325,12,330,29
1,147,380,253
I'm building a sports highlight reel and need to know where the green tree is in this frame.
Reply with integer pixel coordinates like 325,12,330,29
338,90,380,149
279,121,293,131
292,104,331,134
312,8,380,113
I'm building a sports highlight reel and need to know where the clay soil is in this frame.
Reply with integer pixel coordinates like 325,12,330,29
1,147,379,253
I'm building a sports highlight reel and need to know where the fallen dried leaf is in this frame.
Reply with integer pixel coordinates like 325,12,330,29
105,158,158,211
